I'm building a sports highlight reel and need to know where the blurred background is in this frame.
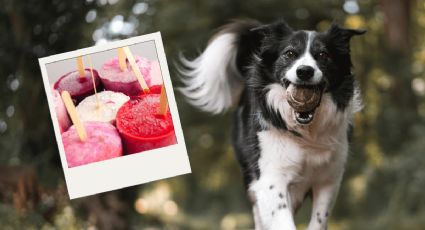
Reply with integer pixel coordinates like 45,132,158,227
1,0,425,229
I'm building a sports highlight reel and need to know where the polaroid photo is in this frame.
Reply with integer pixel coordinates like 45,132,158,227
38,32,191,199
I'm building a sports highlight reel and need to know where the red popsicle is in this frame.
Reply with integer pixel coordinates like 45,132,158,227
135,85,162,98
62,121,123,168
99,56,153,96
116,93,176,154
54,69,102,103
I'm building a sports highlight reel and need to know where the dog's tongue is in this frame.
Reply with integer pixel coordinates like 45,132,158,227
286,84,322,124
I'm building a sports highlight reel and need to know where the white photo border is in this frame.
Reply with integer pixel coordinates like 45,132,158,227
38,32,191,199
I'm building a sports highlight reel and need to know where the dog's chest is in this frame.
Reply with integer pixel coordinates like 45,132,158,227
256,128,347,184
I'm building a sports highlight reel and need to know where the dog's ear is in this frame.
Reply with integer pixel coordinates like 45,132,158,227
325,22,366,53
250,20,293,65
250,19,293,39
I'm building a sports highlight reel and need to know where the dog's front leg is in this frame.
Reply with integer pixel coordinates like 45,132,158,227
250,174,296,230
306,181,341,230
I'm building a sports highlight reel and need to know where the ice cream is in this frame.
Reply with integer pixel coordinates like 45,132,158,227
52,89,71,133
76,91,130,124
54,69,102,103
116,93,176,154
99,56,153,96
62,121,123,168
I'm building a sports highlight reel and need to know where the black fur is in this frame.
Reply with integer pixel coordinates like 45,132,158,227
225,20,364,188
231,90,262,188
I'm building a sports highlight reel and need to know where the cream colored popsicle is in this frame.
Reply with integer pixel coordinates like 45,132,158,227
76,91,130,124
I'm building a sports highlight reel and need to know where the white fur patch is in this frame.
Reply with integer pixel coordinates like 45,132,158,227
178,33,243,114
285,31,323,85
265,83,356,149
352,86,363,114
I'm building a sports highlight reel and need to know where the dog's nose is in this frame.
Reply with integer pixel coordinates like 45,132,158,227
296,65,314,81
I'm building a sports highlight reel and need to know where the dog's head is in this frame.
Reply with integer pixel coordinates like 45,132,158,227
251,20,365,124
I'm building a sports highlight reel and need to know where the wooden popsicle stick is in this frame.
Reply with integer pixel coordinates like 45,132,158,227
117,47,127,71
61,91,87,141
87,55,100,108
77,56,85,78
122,46,150,94
157,84,168,116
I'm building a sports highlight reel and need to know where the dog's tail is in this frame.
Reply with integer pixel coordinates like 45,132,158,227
178,20,262,114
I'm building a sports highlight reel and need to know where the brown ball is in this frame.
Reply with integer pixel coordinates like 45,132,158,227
286,85,322,112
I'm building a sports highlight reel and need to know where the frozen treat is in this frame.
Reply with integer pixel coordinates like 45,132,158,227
54,69,102,103
76,91,130,124
52,89,71,133
62,121,123,168
116,93,176,154
99,56,152,96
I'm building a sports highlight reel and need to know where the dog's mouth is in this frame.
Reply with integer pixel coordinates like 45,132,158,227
294,110,315,124
283,80,324,125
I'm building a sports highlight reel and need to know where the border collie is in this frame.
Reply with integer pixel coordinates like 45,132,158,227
179,19,365,230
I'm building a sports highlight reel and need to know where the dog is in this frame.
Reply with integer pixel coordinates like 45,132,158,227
179,19,365,230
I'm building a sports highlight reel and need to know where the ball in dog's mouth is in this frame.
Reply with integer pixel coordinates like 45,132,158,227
286,84,322,124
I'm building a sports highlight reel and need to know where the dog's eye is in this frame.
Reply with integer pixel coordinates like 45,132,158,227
284,50,296,58
318,51,328,60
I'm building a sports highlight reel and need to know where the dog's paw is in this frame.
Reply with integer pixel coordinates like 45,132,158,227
269,217,297,230
305,224,327,230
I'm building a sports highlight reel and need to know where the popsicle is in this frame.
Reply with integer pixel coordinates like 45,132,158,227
116,93,176,154
54,69,102,103
62,121,123,168
136,85,162,97
99,56,153,96
52,88,71,133
76,91,130,124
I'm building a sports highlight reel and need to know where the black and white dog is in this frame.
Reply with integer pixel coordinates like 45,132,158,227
179,19,365,230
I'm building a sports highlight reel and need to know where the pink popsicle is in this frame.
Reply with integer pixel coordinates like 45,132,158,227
99,56,153,96
52,89,71,133
62,121,123,168
54,69,102,103
150,61,164,85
